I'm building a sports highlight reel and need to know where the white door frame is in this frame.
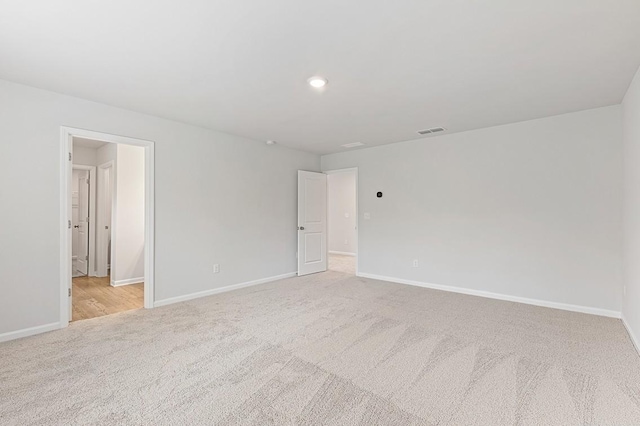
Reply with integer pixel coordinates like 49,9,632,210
72,165,97,277
96,161,114,278
60,126,155,328
324,167,359,276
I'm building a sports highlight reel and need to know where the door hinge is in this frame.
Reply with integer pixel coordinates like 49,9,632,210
68,152,72,161
86,178,90,185
68,288,71,297
85,255,88,260
68,220,71,229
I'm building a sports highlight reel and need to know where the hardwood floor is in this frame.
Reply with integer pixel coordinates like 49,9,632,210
72,275,143,321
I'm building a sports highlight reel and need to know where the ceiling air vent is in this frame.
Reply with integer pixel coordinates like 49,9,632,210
341,142,365,148
417,127,447,135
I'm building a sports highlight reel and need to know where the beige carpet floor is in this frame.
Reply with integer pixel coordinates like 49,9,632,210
328,253,356,274
1,271,640,425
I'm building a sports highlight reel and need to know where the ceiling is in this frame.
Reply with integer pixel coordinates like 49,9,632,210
73,137,107,149
2,1,640,154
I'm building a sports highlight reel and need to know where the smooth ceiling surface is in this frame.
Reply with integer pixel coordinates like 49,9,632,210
1,0,639,154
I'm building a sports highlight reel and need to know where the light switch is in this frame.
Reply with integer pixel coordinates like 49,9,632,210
345,212,350,218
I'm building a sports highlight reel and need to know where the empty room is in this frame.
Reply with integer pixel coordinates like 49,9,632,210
1,1,640,425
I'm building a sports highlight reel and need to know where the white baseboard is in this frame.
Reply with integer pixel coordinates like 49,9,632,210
357,272,621,319
154,272,297,308
622,316,640,356
329,251,356,256
0,322,60,343
111,277,144,287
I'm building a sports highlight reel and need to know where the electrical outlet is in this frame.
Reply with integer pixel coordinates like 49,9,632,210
364,213,371,220
345,212,350,218
213,264,220,274
412,260,419,268
344,239,348,245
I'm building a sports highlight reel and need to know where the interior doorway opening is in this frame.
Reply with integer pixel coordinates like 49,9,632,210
61,127,155,328
326,168,358,275
69,137,145,321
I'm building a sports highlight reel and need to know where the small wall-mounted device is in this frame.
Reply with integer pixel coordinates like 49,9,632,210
377,192,383,198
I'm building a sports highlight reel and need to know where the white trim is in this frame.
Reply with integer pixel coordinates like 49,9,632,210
60,128,72,328
154,272,297,308
622,315,640,357
329,251,356,256
324,167,359,276
111,277,144,287
357,272,621,318
72,165,97,277
61,126,155,330
144,137,155,309
0,322,61,343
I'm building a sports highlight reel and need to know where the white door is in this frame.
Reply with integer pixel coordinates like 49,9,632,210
298,171,327,276
76,170,90,275
97,163,113,277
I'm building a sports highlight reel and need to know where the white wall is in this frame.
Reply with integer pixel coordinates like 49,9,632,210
623,66,640,348
322,106,623,314
73,145,97,166
112,144,145,284
97,142,116,166
0,79,319,336
327,171,357,254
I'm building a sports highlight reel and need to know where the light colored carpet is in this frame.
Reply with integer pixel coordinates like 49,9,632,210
328,253,356,274
1,271,640,425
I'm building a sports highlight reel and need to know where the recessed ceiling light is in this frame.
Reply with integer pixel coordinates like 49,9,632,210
266,140,277,145
307,76,328,88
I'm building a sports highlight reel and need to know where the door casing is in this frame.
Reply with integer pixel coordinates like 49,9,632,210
60,127,155,328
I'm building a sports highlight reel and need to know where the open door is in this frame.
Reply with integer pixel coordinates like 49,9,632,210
76,170,90,275
298,171,327,276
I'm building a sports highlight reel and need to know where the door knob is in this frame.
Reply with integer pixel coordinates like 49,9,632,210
74,225,80,229
298,226,305,230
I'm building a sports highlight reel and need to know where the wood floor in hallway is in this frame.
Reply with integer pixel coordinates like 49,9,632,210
72,276,143,321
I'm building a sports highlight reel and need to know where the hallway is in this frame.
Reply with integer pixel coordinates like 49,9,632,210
72,276,143,321
328,253,356,275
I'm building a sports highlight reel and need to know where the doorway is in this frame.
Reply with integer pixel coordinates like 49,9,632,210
61,127,155,327
296,168,358,277
326,168,358,275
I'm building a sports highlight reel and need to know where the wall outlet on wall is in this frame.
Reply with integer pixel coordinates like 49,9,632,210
345,212,350,218
213,264,220,274
344,239,349,245
413,260,419,268
364,213,371,220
